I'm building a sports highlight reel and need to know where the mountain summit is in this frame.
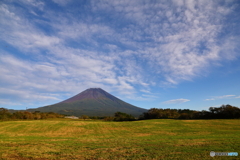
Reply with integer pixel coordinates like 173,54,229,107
28,88,147,117
61,88,122,103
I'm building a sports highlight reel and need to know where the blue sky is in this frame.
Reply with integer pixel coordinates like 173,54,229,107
0,0,240,111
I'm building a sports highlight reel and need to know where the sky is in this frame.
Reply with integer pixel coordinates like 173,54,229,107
0,0,240,111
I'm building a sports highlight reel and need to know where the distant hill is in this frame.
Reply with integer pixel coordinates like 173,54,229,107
28,88,147,117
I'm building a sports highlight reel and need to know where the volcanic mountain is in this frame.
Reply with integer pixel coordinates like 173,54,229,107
28,88,147,117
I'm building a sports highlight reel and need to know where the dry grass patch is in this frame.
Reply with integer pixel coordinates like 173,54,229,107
1,142,60,160
182,120,201,122
151,122,167,124
98,125,127,130
153,131,177,135
42,126,89,137
135,133,152,137
174,139,211,146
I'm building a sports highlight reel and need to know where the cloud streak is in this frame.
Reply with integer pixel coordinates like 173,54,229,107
163,99,190,104
205,95,237,101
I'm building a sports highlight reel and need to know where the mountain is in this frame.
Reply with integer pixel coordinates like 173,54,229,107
28,88,147,117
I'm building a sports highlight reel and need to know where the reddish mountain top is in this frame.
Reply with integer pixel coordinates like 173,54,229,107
61,88,118,103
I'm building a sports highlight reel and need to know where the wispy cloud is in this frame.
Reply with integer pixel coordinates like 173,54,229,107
0,87,61,100
0,3,146,100
163,98,190,104
205,98,215,101
140,89,151,93
52,0,72,6
205,95,236,101
0,0,239,108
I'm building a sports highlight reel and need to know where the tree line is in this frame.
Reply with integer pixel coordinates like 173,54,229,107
141,104,240,120
0,108,135,121
1,104,239,121
0,108,64,120
103,112,136,121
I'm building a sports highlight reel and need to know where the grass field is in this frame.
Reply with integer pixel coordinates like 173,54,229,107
0,119,239,160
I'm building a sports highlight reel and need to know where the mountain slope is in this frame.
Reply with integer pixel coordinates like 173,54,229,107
28,88,147,117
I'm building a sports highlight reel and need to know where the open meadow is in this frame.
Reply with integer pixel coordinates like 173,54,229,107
0,119,239,160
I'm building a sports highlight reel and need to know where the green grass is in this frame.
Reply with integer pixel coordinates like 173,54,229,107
0,119,239,160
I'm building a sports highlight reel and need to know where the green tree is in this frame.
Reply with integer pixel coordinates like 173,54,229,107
0,108,11,120
114,112,135,121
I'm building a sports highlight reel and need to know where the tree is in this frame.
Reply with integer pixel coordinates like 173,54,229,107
23,111,34,119
179,113,190,119
216,104,240,119
103,116,114,121
81,115,89,120
143,108,180,119
114,112,135,121
0,108,11,120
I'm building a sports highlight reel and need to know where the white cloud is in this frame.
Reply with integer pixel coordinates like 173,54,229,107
0,0,239,108
205,98,215,101
205,95,236,101
185,0,196,12
52,0,72,6
163,98,190,104
0,99,23,106
0,87,60,102
140,89,150,93
50,0,239,86
217,95,235,99
0,51,119,93
0,3,147,99
124,94,158,101
172,0,184,7
102,78,118,85
142,94,158,99
0,4,61,55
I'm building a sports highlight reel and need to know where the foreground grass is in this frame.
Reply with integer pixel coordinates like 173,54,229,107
0,119,239,160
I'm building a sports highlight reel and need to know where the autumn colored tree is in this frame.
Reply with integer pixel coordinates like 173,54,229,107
0,108,11,120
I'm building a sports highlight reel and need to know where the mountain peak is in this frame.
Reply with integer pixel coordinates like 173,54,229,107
61,88,115,103
87,88,103,90
29,88,147,117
